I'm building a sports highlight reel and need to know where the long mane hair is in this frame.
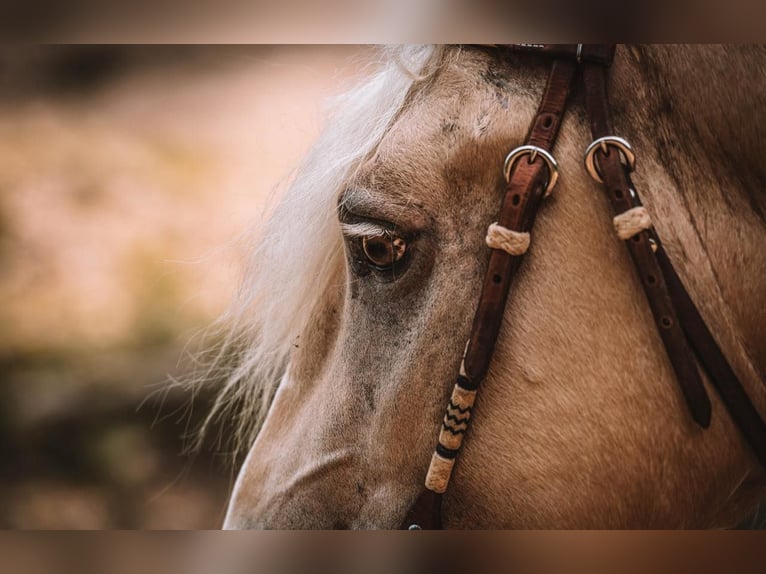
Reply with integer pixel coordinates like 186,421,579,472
194,46,449,456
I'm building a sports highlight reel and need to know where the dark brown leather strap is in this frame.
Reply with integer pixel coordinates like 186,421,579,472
582,62,713,428
654,244,766,467
583,61,766,464
401,59,578,530
507,44,615,66
464,59,577,381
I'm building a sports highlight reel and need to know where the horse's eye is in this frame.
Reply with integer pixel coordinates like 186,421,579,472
362,235,407,269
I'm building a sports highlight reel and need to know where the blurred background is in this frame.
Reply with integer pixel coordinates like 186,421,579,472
0,45,372,528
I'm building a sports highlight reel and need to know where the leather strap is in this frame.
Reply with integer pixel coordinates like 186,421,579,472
582,61,766,464
507,44,615,66
464,59,577,382
582,62,713,428
655,244,766,467
401,59,578,530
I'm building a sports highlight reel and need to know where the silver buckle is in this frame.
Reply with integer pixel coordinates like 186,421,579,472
583,136,636,184
503,145,559,196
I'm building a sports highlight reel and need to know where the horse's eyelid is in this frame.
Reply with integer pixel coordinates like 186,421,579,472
340,222,391,239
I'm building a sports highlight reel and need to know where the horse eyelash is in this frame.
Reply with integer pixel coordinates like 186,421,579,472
340,222,392,239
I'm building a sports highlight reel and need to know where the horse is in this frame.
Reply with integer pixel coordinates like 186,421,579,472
209,45,766,528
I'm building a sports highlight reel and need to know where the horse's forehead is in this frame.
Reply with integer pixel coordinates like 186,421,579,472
355,56,534,211
384,62,510,152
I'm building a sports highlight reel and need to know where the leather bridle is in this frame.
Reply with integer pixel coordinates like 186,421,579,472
401,44,766,529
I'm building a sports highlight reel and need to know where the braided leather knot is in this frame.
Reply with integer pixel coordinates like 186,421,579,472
485,223,530,255
613,206,651,240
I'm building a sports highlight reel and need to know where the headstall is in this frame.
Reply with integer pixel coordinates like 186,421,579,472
401,44,766,530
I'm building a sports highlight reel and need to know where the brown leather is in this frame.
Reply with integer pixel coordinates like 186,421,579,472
506,44,615,66
401,487,442,530
655,242,766,467
582,60,766,465
401,59,578,530
582,62,712,428
464,59,577,382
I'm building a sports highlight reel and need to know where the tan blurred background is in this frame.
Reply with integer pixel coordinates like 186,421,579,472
0,45,372,528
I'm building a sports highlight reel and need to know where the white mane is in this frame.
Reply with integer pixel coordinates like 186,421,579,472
195,46,446,456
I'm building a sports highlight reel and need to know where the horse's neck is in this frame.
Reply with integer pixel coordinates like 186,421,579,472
635,45,766,179
613,44,766,397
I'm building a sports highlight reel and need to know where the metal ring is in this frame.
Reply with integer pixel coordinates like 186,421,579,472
583,136,636,184
503,145,559,196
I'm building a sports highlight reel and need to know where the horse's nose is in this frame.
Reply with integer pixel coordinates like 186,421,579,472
223,444,367,529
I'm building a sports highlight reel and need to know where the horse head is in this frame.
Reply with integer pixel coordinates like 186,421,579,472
218,45,766,528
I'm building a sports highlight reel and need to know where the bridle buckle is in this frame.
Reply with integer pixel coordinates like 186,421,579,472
503,145,559,196
583,136,636,184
